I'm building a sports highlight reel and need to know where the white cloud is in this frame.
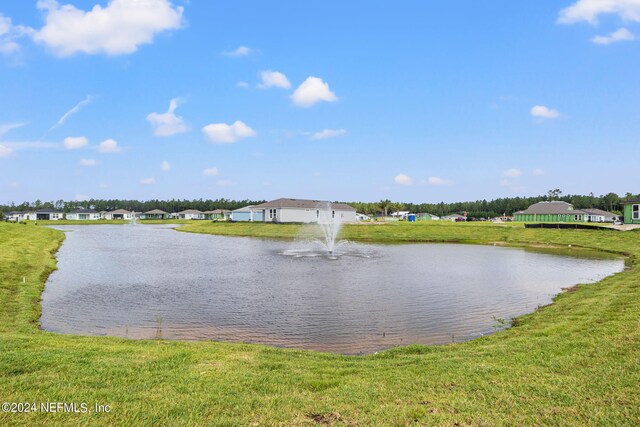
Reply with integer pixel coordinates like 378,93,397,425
426,176,452,186
558,0,640,25
591,27,635,44
203,167,219,177
202,120,256,144
503,168,523,178
236,81,249,89
33,0,183,57
64,136,88,149
0,122,28,136
530,105,560,119
532,168,545,176
51,95,93,130
394,173,413,186
223,46,252,57
98,138,120,153
75,194,90,201
146,98,189,137
0,14,32,57
140,177,156,185
258,70,291,89
311,129,347,140
161,160,171,171
79,158,98,167
0,144,14,158
291,76,338,107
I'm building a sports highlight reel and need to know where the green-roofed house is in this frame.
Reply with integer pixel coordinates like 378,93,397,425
513,201,588,222
621,198,640,224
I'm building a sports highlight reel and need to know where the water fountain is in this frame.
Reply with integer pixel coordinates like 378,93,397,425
130,210,138,226
282,205,368,259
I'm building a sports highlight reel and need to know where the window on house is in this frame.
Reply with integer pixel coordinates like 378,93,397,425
574,215,580,221
633,204,639,220
316,210,319,218
332,210,335,218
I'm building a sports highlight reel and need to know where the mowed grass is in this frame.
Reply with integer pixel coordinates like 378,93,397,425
1,221,639,426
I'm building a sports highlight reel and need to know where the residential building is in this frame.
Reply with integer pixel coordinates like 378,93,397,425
177,209,204,220
622,198,640,224
582,208,617,223
66,208,101,220
513,201,588,222
103,209,138,220
203,209,231,220
142,209,169,220
232,198,357,223
27,209,63,221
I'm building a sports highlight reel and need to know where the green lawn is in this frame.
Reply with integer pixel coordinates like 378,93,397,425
1,221,639,426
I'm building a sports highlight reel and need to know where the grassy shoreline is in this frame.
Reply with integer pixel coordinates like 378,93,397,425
1,221,639,425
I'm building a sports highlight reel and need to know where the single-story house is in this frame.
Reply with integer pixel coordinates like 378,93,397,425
4,211,28,221
141,209,168,220
27,209,63,221
442,214,467,222
178,209,204,220
391,211,411,219
203,209,231,220
103,209,138,220
621,197,640,224
248,198,357,223
356,213,371,221
231,206,264,222
513,201,589,222
66,208,101,220
416,213,440,221
582,208,617,223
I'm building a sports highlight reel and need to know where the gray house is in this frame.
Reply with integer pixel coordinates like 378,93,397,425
248,198,357,223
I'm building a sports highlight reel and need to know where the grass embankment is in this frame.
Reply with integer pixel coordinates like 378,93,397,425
1,221,639,426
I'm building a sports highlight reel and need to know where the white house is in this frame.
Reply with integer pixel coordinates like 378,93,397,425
356,213,371,221
391,211,411,219
27,209,63,221
103,209,138,220
247,198,357,223
66,208,101,220
4,211,28,221
442,214,467,222
177,209,204,220
582,209,617,223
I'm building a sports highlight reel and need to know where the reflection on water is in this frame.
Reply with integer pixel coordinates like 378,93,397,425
41,225,624,354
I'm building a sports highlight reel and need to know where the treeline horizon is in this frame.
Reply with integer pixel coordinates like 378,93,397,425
1,190,638,219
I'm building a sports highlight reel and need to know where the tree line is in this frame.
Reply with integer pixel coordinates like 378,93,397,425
1,190,637,219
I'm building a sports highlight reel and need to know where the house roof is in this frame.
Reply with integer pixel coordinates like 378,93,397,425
203,209,231,214
35,208,61,213
621,198,640,204
145,209,168,214
515,201,587,215
109,209,133,214
178,209,203,214
443,214,466,219
232,205,254,212
252,198,356,211
582,208,616,217
70,208,97,214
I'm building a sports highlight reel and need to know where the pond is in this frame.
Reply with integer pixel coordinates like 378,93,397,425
41,224,624,354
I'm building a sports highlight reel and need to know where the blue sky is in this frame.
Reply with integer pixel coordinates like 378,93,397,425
1,0,639,204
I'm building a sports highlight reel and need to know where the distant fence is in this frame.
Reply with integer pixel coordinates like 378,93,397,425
524,223,615,231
